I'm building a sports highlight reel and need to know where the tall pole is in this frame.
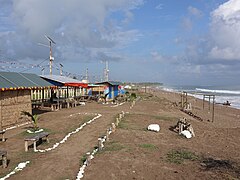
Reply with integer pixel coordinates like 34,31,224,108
45,35,55,75
105,61,109,81
49,41,53,75
86,68,88,81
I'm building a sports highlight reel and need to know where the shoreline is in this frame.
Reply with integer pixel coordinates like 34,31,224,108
139,87,240,128
147,86,240,111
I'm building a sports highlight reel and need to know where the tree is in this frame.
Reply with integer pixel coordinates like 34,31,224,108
21,111,39,131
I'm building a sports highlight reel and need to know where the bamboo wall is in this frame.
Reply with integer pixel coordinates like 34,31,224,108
0,90,32,129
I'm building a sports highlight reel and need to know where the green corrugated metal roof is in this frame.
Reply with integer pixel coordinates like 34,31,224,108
0,71,54,89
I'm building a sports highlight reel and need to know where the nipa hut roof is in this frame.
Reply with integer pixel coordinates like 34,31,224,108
0,71,54,91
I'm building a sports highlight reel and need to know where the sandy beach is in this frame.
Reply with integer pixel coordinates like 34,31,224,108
0,88,239,179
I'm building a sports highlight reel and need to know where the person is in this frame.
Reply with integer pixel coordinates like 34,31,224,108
223,100,231,106
50,91,57,103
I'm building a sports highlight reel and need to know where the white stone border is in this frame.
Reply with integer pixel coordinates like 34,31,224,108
35,113,102,153
0,161,30,180
3,122,31,132
76,132,110,180
75,111,128,180
26,129,44,134
110,102,125,107
0,113,102,180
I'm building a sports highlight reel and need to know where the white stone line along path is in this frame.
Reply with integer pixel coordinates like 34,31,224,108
76,128,112,180
0,113,102,180
35,113,102,153
110,102,125,107
0,161,30,180
3,122,31,132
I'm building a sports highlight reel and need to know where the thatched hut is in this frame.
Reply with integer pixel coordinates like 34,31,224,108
0,71,54,129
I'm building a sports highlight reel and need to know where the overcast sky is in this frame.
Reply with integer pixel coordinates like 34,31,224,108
0,0,239,86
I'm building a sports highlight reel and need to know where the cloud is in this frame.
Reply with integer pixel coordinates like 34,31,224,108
150,51,164,62
209,0,240,60
122,10,134,24
188,6,203,17
155,4,163,10
181,17,192,31
0,0,144,62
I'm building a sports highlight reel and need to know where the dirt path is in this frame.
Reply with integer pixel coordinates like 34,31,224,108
83,91,240,180
3,90,240,179
0,102,130,180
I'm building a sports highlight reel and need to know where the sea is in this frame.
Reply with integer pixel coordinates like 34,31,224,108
157,85,240,110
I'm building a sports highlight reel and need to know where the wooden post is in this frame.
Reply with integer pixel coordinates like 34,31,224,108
98,138,103,151
1,133,5,142
189,125,195,137
67,102,70,108
33,141,37,151
181,93,184,108
86,152,91,166
116,118,119,126
208,96,211,110
25,141,28,152
2,155,7,168
212,95,215,122
122,111,125,117
178,122,182,134
41,89,44,107
112,123,116,132
203,95,205,110
46,136,49,143
106,129,109,141
184,92,188,109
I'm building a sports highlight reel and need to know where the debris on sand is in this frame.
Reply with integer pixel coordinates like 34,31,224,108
180,130,192,139
147,124,160,132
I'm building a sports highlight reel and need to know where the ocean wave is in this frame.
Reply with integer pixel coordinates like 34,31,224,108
195,88,240,95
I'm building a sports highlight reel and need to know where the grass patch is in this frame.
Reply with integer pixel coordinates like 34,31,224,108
153,115,176,121
167,149,198,164
128,113,177,122
80,154,87,165
61,115,95,134
118,121,129,129
139,143,158,150
103,141,126,152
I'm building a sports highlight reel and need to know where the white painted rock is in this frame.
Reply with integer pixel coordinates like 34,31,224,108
181,130,192,139
147,124,160,132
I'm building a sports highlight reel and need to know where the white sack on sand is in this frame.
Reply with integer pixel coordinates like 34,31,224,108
181,130,192,139
147,124,160,132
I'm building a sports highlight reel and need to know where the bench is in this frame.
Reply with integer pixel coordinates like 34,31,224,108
0,150,7,168
0,130,5,142
25,132,49,152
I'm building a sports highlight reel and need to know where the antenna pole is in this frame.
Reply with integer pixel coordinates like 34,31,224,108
86,68,88,81
49,41,53,75
105,61,109,81
44,35,55,75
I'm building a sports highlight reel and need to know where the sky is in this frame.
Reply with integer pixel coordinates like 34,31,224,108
0,0,240,86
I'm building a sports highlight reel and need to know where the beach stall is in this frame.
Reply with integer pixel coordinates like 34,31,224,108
0,71,54,129
87,84,105,96
40,75,88,101
95,81,121,100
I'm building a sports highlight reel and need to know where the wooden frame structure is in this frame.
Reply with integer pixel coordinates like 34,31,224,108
202,94,215,122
